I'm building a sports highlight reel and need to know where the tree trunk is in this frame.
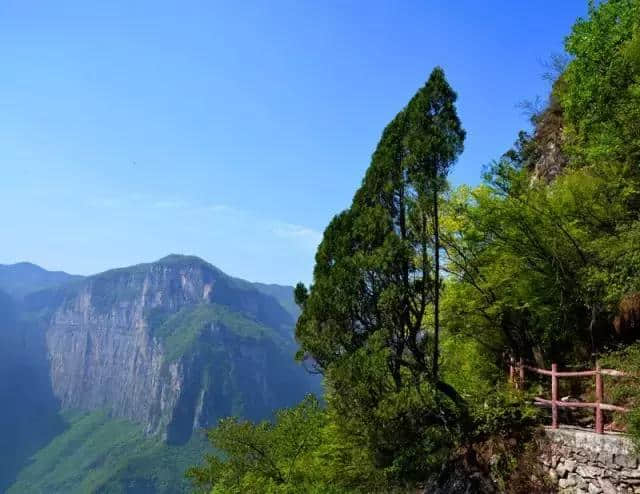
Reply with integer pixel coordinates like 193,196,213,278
432,183,440,380
589,303,598,362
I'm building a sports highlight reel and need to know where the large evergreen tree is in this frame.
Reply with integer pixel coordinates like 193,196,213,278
296,67,464,384
294,68,465,480
404,67,466,378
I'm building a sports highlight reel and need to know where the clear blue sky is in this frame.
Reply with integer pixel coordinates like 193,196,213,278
1,1,587,285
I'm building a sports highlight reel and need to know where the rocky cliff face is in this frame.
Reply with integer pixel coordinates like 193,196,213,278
528,92,568,183
22,255,317,441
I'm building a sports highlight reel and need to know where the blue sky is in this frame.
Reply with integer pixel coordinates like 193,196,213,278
1,1,587,285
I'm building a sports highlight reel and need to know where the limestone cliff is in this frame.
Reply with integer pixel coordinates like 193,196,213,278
22,255,317,441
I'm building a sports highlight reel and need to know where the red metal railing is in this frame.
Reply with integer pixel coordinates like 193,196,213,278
509,357,631,434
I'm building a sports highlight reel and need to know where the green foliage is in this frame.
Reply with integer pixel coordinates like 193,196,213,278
560,0,640,166
442,173,588,362
440,329,501,403
441,331,539,440
404,66,466,188
455,1,640,370
296,67,464,378
626,408,640,453
7,411,209,494
470,389,540,440
599,344,640,450
442,146,640,365
187,396,353,494
293,282,308,308
293,68,466,484
324,336,465,487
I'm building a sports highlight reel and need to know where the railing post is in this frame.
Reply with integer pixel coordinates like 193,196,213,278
551,363,558,429
595,364,603,434
519,357,525,389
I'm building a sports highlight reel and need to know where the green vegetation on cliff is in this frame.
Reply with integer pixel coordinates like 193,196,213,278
152,303,282,363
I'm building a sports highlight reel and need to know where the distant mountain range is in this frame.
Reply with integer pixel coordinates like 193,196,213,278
0,255,318,493
0,262,83,299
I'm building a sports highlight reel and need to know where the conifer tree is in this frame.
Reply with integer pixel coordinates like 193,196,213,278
404,67,466,378
296,67,464,384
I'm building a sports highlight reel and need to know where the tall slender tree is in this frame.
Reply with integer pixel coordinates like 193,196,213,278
293,68,465,481
404,67,466,379
296,67,464,384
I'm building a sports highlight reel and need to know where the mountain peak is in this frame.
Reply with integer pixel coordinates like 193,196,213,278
154,254,225,274
156,254,207,265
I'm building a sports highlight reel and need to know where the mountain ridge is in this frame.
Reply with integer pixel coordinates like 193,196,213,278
5,254,300,323
0,262,83,300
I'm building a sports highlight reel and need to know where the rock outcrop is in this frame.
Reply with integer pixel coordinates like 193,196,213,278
529,94,568,182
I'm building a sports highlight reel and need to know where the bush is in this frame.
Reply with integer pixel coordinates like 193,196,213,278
600,343,640,450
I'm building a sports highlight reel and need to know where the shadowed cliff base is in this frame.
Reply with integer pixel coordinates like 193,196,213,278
0,290,66,491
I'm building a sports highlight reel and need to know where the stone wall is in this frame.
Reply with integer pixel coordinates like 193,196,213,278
541,427,640,493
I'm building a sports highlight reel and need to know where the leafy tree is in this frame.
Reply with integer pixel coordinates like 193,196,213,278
187,396,347,494
403,67,466,377
294,68,466,482
296,67,464,382
441,162,594,364
559,0,640,166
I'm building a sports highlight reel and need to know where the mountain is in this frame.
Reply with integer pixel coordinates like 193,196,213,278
0,255,318,493
251,282,301,320
0,262,83,300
